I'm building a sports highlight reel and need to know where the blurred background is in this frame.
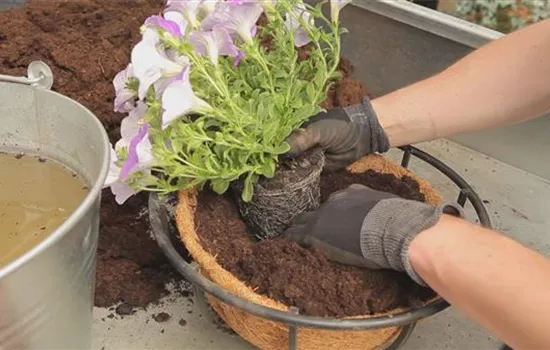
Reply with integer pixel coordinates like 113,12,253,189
412,0,550,33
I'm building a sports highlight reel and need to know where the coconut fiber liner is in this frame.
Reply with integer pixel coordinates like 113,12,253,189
175,154,443,350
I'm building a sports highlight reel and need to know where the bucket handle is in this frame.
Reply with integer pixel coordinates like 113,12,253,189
0,61,54,90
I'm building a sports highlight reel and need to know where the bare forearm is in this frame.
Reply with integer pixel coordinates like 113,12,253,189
409,215,550,349
371,19,550,147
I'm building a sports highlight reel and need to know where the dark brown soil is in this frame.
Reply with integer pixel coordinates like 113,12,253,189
0,0,164,143
152,312,171,323
320,170,426,203
115,302,134,316
322,77,371,110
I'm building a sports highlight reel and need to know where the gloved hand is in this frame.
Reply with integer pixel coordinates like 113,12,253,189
284,184,464,286
285,97,390,172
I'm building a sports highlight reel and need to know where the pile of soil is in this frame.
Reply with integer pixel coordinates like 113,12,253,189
0,0,179,308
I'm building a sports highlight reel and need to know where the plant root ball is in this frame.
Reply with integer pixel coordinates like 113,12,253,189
233,148,325,240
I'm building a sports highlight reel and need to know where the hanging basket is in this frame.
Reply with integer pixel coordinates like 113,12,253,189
173,154,444,350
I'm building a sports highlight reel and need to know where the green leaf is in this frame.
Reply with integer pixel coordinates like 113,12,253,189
329,71,343,80
273,142,291,154
258,159,276,178
185,137,205,153
242,175,254,202
237,152,250,165
314,68,327,87
305,83,315,101
210,179,230,194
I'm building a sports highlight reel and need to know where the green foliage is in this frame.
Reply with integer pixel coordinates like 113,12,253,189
135,0,344,201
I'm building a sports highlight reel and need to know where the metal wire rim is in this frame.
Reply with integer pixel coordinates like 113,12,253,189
149,145,491,331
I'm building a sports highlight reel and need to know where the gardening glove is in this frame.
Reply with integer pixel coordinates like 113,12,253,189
285,97,390,172
283,184,464,286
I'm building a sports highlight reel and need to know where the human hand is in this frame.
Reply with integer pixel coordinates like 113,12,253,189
285,97,390,172
284,184,463,285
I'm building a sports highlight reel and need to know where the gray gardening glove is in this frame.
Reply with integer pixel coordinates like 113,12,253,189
285,97,390,172
284,184,464,286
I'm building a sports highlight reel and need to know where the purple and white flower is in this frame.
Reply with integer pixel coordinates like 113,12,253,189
104,147,141,205
165,0,202,29
116,102,154,180
144,11,187,38
200,0,219,14
120,101,148,140
161,66,211,129
119,122,154,181
104,102,155,204
201,1,263,43
190,27,239,65
330,0,351,23
113,63,137,113
285,4,313,47
233,49,246,67
104,147,124,191
258,0,277,11
144,15,182,38
131,28,190,99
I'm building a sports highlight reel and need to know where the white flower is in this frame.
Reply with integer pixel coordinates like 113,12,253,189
104,102,155,205
166,0,202,29
189,27,239,65
285,4,314,48
113,63,137,113
201,1,264,43
330,0,352,23
131,29,190,99
161,67,211,129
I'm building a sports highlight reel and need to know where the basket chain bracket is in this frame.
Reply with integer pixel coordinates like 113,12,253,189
288,306,299,350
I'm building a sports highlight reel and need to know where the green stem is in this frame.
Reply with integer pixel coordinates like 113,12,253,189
248,44,276,94
187,52,227,98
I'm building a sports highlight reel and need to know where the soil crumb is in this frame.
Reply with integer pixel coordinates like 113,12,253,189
195,170,436,318
153,312,172,323
115,302,133,316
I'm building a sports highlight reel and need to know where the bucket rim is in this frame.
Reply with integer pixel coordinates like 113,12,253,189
0,87,110,279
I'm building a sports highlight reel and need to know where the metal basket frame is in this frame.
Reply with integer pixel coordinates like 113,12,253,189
149,145,492,350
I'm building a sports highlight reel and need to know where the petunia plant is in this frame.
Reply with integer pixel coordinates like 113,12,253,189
104,0,351,204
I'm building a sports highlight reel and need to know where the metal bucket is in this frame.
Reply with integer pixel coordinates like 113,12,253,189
0,63,110,349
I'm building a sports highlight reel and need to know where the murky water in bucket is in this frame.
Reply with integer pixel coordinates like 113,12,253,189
0,152,89,268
